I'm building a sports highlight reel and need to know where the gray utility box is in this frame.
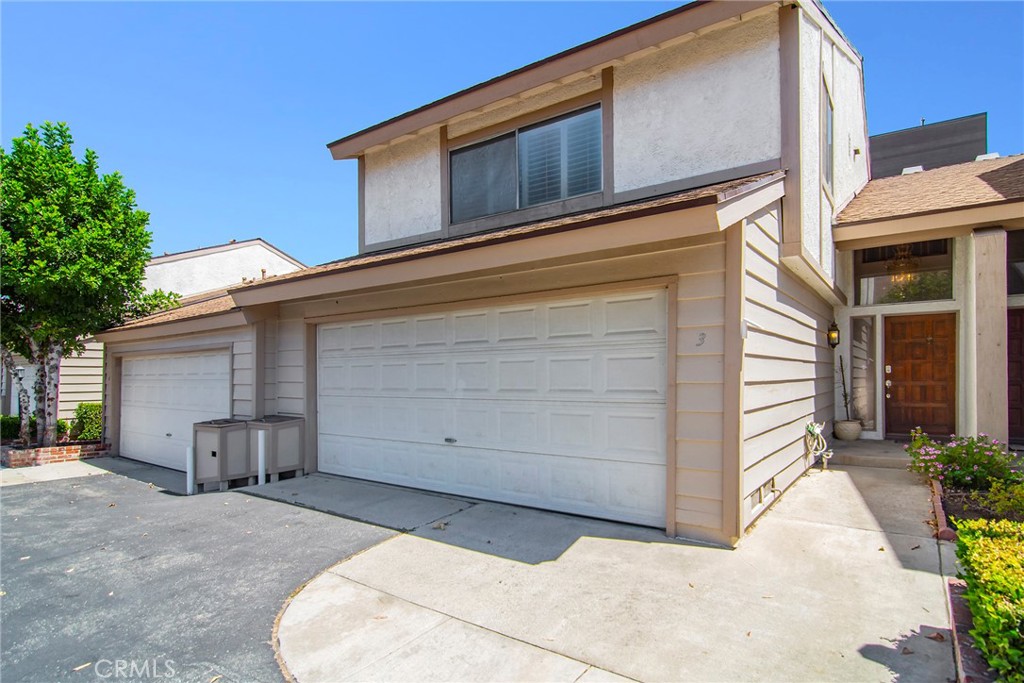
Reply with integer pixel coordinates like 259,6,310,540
193,418,249,490
247,415,305,481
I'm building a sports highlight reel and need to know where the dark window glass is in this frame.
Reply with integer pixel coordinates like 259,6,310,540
1010,230,1024,295
449,106,602,224
450,133,517,224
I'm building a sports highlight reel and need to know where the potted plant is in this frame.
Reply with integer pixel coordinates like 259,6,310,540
834,355,862,441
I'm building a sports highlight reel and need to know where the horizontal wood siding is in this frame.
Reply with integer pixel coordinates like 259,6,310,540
276,318,305,416
58,342,105,419
264,319,278,416
674,236,727,537
232,338,253,418
741,203,834,528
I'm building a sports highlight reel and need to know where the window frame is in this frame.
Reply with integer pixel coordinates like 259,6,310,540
443,86,612,238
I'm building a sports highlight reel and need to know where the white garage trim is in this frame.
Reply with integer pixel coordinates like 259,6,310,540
119,350,232,471
316,289,668,526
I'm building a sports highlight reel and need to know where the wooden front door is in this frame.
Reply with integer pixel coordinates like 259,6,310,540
1009,309,1024,443
884,313,956,438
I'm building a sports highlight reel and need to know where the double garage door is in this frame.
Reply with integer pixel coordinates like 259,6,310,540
119,350,231,470
317,290,668,527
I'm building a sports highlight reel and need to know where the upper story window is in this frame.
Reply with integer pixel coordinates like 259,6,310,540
449,105,602,224
854,239,954,306
823,84,834,191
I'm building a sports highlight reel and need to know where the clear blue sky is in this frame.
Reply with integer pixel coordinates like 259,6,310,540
3,2,1022,267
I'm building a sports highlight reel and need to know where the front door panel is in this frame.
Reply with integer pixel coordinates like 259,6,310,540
884,313,956,438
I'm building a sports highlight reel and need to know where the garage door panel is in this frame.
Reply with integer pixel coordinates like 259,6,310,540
318,293,665,358
120,351,231,471
319,344,666,402
317,290,667,527
319,395,663,464
319,434,665,527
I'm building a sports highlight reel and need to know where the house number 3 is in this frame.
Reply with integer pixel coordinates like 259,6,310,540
696,332,707,347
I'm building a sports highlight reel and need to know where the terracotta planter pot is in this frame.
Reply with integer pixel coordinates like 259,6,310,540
834,420,862,441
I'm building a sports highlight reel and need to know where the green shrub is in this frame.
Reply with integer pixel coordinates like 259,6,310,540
71,402,102,440
906,428,1019,490
973,479,1024,522
956,518,1024,682
0,415,70,442
1,415,21,440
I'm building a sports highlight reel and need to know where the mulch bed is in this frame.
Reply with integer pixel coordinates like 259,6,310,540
939,486,1024,529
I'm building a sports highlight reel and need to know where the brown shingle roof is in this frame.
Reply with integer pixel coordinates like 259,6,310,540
111,291,237,331
837,155,1024,225
108,169,783,334
232,170,785,293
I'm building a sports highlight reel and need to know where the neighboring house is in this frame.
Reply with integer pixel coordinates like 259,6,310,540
869,113,988,179
0,239,303,421
834,155,1024,445
145,238,306,297
96,0,869,546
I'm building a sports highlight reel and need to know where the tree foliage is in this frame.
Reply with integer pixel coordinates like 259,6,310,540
1,121,177,445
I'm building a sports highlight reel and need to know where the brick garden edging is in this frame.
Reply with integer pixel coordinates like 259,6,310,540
1,441,109,468
930,478,958,541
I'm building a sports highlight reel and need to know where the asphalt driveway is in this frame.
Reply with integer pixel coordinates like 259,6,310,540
0,460,394,683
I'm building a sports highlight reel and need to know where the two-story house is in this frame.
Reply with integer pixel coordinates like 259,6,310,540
97,0,878,546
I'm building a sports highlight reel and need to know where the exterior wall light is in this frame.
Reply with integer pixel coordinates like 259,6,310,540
827,322,840,349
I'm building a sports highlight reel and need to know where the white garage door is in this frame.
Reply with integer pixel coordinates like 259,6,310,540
317,290,667,527
120,350,232,470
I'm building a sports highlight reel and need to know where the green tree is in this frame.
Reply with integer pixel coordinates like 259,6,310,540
1,122,177,446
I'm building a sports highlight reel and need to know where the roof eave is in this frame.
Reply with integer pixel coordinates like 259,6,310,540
833,199,1024,251
96,309,248,343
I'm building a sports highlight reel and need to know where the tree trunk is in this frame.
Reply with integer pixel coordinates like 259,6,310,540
0,347,32,443
42,343,62,446
28,338,46,446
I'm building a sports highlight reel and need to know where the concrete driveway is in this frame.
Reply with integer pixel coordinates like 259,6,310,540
0,459,396,683
274,466,958,683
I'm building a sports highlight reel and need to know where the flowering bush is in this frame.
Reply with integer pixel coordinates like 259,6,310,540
905,428,1019,490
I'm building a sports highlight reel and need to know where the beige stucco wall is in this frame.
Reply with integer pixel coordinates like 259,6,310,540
798,10,868,284
363,133,442,248
613,12,781,194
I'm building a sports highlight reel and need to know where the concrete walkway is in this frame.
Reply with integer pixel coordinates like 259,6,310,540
276,466,957,682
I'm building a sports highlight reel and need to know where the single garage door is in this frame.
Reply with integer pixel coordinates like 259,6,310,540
318,290,667,527
120,350,232,470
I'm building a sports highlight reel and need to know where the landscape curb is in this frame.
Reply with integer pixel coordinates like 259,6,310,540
930,479,958,541
947,578,996,683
